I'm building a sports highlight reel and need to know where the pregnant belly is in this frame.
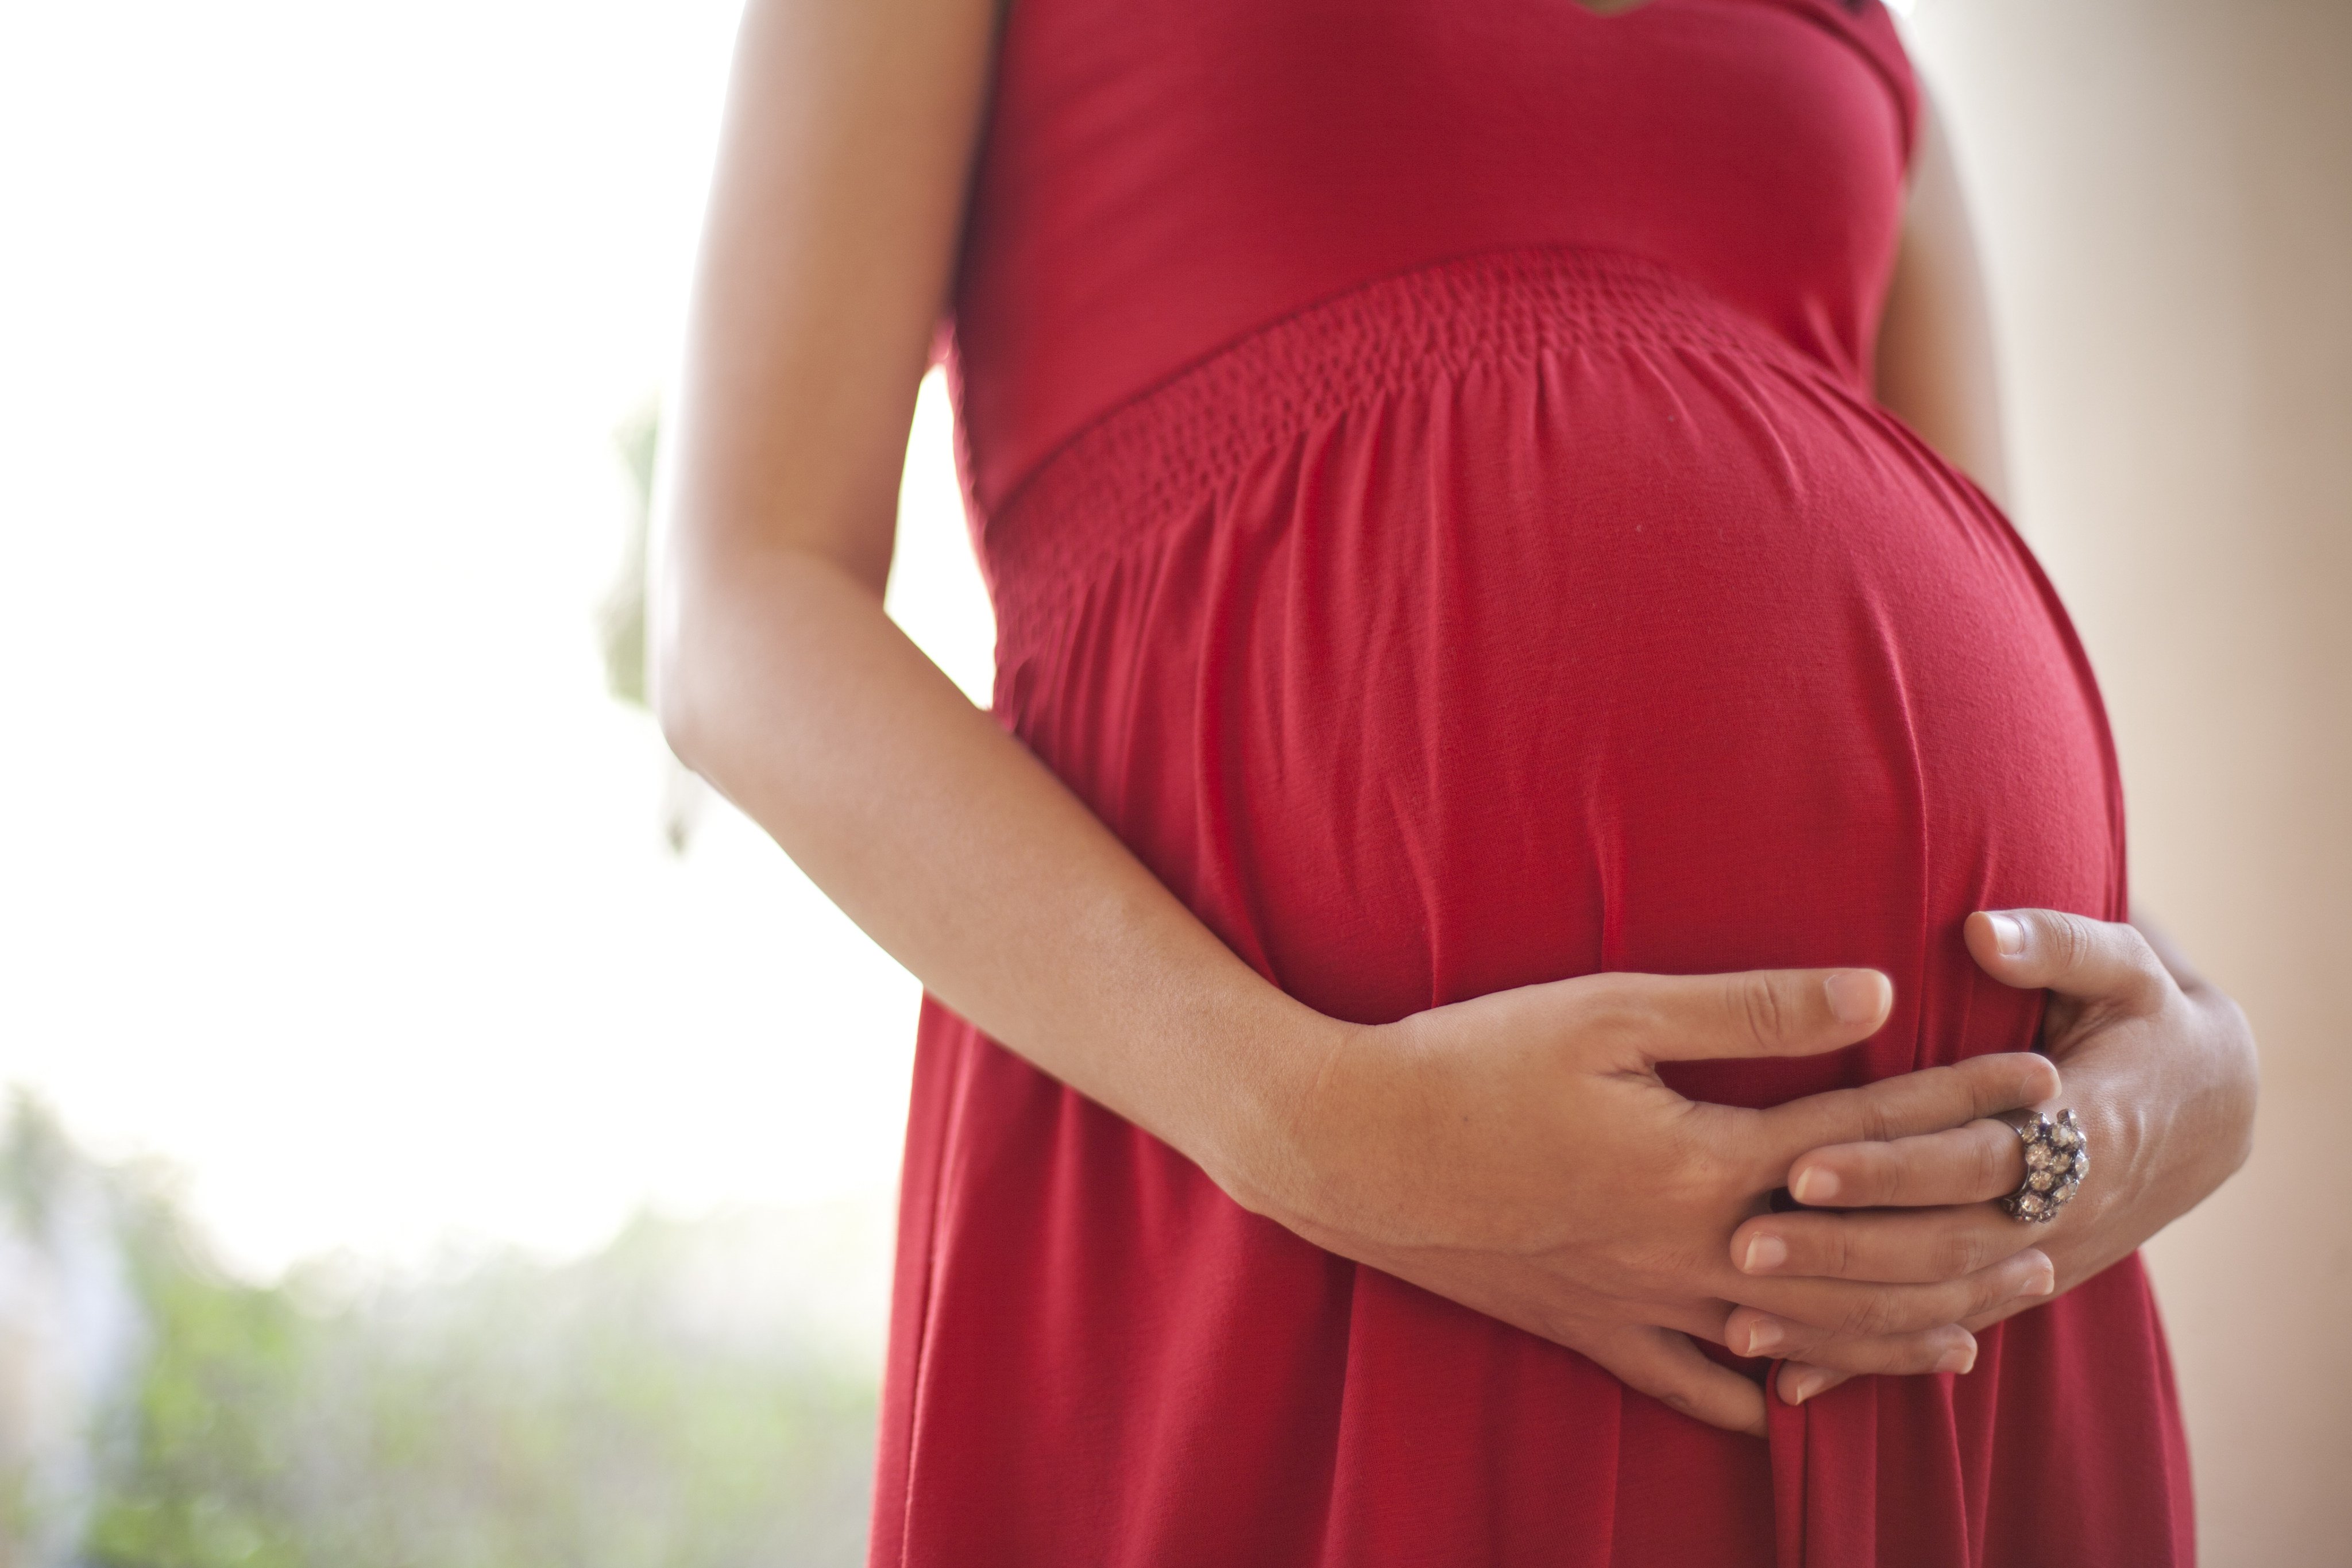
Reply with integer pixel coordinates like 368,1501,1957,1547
982,250,2123,1102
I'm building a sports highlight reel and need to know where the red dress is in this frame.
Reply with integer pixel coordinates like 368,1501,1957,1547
875,2,2195,1563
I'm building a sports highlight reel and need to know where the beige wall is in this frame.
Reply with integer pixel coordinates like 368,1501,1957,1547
1905,2,2352,1561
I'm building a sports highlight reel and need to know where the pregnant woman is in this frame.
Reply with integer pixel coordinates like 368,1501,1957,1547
653,0,2258,1562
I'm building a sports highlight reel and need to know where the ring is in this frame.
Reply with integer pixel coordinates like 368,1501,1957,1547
1996,1108,2087,1223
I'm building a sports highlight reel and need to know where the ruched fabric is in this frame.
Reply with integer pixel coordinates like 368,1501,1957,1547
872,5,2196,1565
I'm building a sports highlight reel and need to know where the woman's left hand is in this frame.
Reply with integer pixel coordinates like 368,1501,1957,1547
1719,907,2260,1405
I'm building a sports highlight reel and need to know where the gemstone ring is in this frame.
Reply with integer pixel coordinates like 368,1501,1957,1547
1996,1108,2087,1224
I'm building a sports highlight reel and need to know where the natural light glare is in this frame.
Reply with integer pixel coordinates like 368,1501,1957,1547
0,1,991,1293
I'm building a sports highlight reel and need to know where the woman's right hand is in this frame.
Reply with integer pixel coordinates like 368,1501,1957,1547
1247,968,2063,1436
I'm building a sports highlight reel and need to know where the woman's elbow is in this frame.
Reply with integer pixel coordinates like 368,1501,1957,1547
646,517,890,775
647,553,720,773
651,663,707,776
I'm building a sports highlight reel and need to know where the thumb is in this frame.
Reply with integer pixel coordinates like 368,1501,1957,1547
1965,909,2167,1010
1597,968,1893,1066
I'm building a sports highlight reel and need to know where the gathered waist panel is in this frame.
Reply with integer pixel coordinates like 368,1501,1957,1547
975,246,1837,656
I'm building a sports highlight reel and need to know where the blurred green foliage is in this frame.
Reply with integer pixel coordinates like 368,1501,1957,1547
598,408,661,713
1,1099,877,1568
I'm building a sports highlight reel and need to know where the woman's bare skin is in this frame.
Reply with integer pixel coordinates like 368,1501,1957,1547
652,0,2257,1436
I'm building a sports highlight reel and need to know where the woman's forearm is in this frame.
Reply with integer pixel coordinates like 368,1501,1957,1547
655,543,1338,1211
633,0,1331,1207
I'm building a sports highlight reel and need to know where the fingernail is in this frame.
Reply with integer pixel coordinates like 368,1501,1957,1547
1790,1167,1840,1205
1742,1234,1789,1274
1744,1317,1785,1355
1782,1366,1828,1405
1824,970,1888,1026
1936,1341,1978,1376
2023,1256,2056,1297
1986,913,2027,957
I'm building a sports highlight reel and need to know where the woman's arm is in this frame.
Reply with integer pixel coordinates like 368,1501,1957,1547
654,0,2056,1435
652,0,1329,1191
1876,90,2011,508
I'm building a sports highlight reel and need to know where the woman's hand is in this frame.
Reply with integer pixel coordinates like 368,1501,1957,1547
1250,966,2065,1437
1729,909,2258,1405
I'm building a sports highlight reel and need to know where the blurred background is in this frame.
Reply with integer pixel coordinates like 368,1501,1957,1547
0,1,2342,1563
